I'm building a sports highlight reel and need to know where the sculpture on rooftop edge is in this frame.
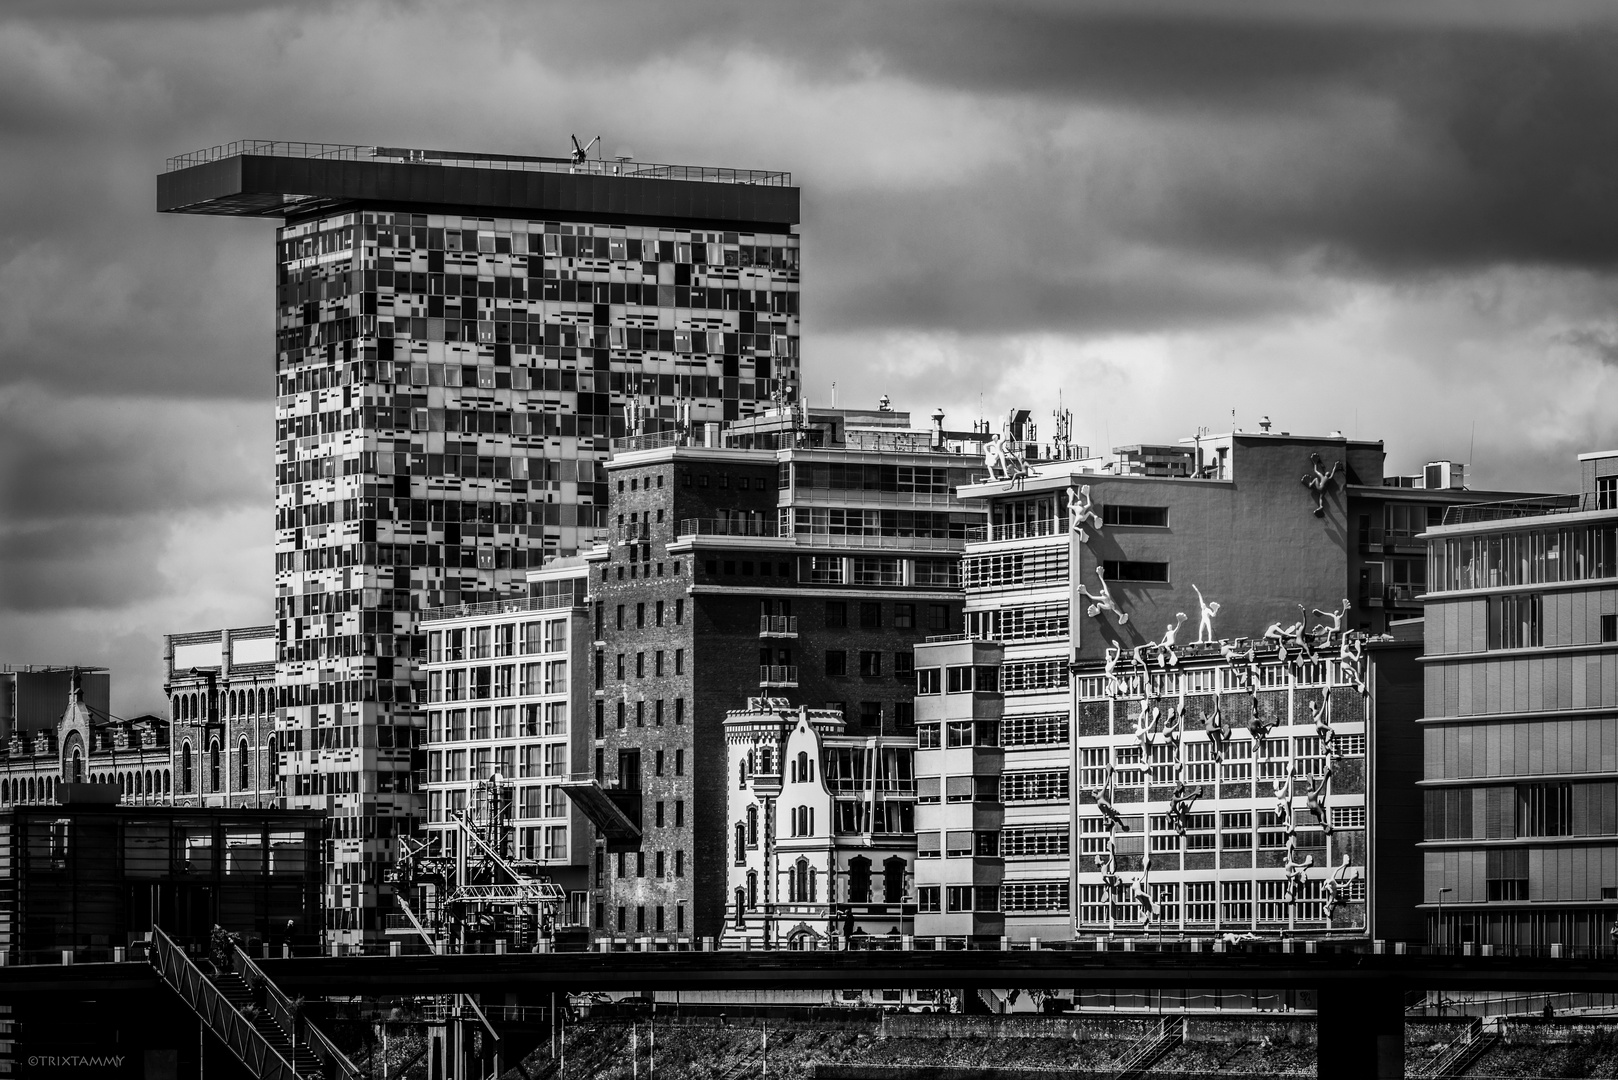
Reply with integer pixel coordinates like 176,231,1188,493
1104,641,1125,698
1301,452,1342,517
1193,585,1221,644
1068,484,1103,542
1079,566,1130,624
984,411,1030,482
1311,600,1351,649
1157,613,1188,668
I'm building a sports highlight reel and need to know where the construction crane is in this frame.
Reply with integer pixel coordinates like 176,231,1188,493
390,774,566,952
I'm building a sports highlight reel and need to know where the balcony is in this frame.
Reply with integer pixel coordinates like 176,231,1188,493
679,518,778,539
964,518,1063,544
759,616,799,637
759,665,799,687
1386,583,1425,606
617,522,651,544
1357,527,1385,550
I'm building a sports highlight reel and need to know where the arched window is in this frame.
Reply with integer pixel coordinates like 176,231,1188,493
163,770,171,794
144,771,152,797
791,858,811,903
883,856,907,904
746,806,758,847
796,751,810,783
239,737,250,790
746,871,758,909
734,823,747,865
181,743,193,794
27,777,36,802
2,779,9,803
70,748,83,785
847,856,872,904
171,696,181,720
209,740,221,792
267,734,278,784
738,757,747,789
733,888,746,927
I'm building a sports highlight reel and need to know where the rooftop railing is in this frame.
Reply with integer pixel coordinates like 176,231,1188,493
420,591,578,623
1441,492,1602,526
164,140,792,186
678,518,778,538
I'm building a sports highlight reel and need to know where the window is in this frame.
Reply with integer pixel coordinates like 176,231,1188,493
859,651,882,677
1517,783,1574,836
824,601,848,628
859,701,882,727
1001,881,1068,913
928,604,952,631
894,603,915,629
825,651,848,677
859,602,882,629
1221,880,1252,924
1102,560,1169,583
1330,805,1367,830
1001,827,1068,858
1486,848,1529,900
1488,593,1542,649
1102,505,1169,528
238,737,250,790
1600,476,1618,511
917,886,941,913
1220,811,1252,849
916,668,941,695
1000,770,1069,803
1603,614,1617,644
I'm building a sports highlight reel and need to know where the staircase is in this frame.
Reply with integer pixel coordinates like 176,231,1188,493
210,966,325,1076
1422,1018,1499,1079
146,927,361,1080
1112,1016,1184,1080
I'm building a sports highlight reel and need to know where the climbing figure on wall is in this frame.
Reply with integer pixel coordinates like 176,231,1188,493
1301,452,1342,517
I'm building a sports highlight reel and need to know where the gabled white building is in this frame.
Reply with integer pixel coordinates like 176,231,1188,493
723,699,916,947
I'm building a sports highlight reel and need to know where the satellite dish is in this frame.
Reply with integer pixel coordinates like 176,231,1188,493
570,134,601,165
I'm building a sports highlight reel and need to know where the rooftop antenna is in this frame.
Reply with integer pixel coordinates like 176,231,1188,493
569,134,601,165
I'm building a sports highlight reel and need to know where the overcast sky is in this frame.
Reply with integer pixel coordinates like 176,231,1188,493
3,0,1617,716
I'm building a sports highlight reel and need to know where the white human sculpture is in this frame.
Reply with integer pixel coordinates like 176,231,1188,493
1067,484,1103,541
1078,566,1130,624
1311,599,1351,648
1157,613,1188,668
1131,846,1156,928
1167,778,1205,837
1103,640,1122,692
1301,452,1343,517
983,412,1030,482
1085,765,1130,834
1323,854,1356,919
1193,585,1221,643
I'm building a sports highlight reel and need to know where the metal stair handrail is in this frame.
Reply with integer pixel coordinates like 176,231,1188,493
235,945,363,1080
146,928,301,1080
1430,1016,1482,1075
1112,1016,1181,1079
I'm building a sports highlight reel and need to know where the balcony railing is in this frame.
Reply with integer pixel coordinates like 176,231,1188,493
617,522,651,543
1386,584,1424,605
679,518,777,538
759,665,799,686
966,518,1064,544
760,616,799,636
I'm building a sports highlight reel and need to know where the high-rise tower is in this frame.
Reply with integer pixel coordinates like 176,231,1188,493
159,141,800,939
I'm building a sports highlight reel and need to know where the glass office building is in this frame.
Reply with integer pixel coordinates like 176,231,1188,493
1420,450,1618,948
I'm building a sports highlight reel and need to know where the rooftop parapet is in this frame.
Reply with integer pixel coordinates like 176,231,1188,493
158,140,799,227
